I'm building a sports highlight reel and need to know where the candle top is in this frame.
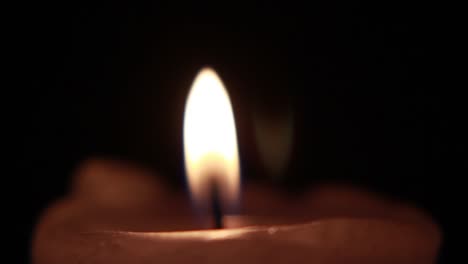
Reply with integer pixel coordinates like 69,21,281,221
33,159,442,264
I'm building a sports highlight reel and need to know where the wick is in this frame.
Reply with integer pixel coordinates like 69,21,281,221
211,185,223,229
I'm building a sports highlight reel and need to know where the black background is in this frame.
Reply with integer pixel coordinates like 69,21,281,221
14,1,451,263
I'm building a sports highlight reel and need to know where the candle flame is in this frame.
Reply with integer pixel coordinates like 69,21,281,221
183,67,240,209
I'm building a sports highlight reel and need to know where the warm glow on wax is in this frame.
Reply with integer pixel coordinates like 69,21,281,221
183,67,240,208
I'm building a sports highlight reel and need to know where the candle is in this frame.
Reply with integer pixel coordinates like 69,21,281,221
33,68,441,264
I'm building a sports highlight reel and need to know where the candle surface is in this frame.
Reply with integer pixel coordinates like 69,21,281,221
33,159,441,264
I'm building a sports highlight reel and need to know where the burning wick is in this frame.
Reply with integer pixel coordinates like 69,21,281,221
211,184,223,229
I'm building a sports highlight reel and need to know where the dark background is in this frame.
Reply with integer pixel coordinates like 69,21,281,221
14,1,450,263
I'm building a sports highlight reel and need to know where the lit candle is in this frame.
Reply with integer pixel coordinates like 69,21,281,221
33,68,441,264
